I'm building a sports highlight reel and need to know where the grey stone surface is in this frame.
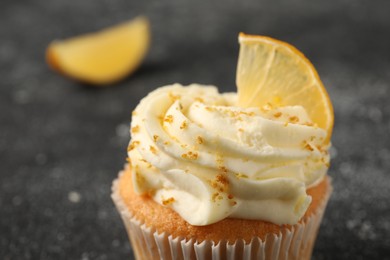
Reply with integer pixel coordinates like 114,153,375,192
1,0,390,259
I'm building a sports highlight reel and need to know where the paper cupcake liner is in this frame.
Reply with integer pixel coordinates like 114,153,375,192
112,177,332,260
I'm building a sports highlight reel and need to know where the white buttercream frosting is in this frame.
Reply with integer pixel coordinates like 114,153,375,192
128,84,330,226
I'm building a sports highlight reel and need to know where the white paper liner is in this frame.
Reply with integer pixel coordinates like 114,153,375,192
112,176,332,260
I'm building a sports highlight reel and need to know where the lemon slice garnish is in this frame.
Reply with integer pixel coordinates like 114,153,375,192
236,33,334,142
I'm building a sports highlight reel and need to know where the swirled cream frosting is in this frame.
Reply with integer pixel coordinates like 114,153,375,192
128,84,330,226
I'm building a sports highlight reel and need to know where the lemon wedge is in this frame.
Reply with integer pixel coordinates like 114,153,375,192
236,33,334,142
46,16,150,85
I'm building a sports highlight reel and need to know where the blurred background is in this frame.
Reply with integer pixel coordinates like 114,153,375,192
1,0,390,259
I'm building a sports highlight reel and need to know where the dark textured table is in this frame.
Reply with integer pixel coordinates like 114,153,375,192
1,1,390,259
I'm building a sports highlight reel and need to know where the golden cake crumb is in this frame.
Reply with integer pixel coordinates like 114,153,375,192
153,135,159,142
162,197,175,205
128,140,140,151
164,115,174,123
273,112,282,118
235,173,248,179
216,173,229,185
289,116,299,123
237,111,255,117
181,151,198,160
131,125,140,133
180,121,188,130
196,136,204,144
218,166,228,174
210,173,230,193
211,192,219,202
304,143,314,151
149,146,158,154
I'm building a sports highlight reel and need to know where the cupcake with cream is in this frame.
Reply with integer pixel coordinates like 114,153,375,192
112,34,333,260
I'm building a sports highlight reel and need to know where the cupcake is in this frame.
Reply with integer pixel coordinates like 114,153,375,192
112,34,334,260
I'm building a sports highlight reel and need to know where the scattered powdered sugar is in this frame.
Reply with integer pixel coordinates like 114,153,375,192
68,191,81,203
346,219,377,241
116,123,129,139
